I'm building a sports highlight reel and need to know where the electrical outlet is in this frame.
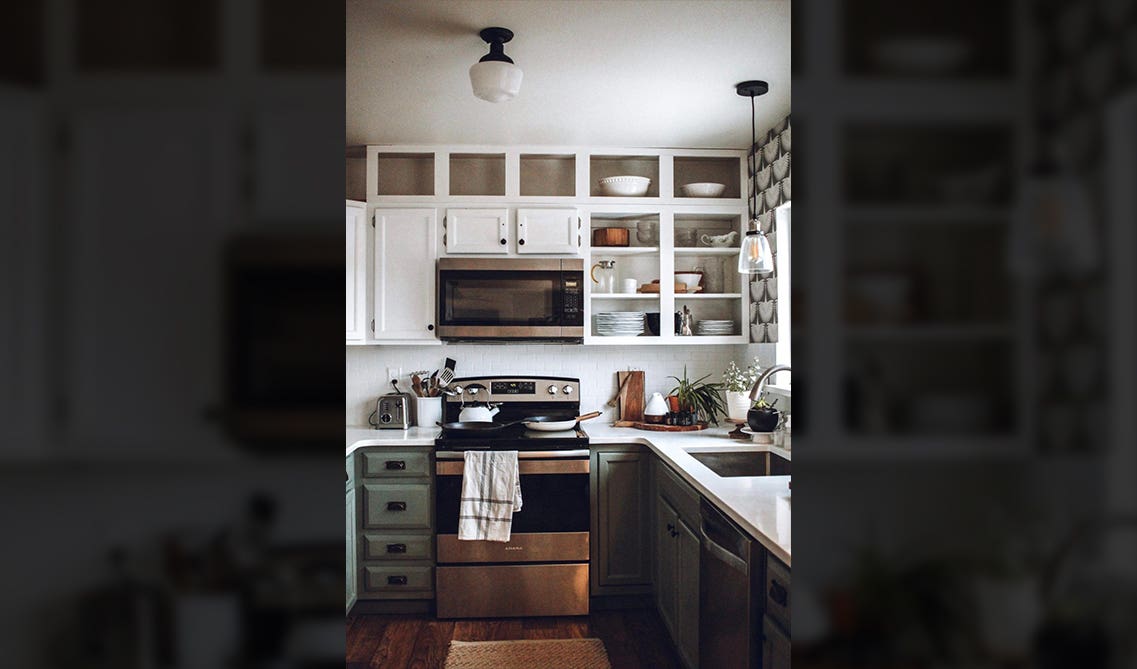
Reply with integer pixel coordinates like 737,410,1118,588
386,367,402,387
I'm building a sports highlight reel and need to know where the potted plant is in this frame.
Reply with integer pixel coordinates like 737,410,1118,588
668,366,726,425
747,397,780,432
722,357,763,422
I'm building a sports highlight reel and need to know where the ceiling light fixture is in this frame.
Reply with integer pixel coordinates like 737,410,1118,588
470,27,523,103
736,80,774,275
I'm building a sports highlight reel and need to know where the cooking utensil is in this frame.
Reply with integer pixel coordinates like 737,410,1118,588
411,374,425,398
437,367,455,388
608,374,632,407
522,411,603,432
436,420,527,436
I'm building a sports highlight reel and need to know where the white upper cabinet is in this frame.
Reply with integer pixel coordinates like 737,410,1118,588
373,209,438,341
517,208,580,254
346,201,368,340
444,208,509,254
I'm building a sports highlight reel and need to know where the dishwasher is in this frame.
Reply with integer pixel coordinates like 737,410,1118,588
699,499,762,669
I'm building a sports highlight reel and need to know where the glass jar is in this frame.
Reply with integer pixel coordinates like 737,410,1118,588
590,260,616,294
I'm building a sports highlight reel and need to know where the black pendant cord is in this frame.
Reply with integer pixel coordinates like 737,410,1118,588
748,93,757,227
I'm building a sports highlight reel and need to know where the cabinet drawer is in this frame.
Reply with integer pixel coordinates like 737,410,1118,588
360,450,431,478
361,532,433,561
765,554,791,632
362,564,433,593
656,460,701,524
763,614,791,669
362,483,431,529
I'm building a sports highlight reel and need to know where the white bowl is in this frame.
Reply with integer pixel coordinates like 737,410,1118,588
598,175,651,196
674,272,702,291
680,182,726,198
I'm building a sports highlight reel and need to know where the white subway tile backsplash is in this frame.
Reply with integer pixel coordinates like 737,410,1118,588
347,343,772,426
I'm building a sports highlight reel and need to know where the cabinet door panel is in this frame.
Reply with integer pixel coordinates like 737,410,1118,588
445,208,509,254
655,498,679,636
517,208,579,254
346,202,367,340
763,616,791,669
596,451,651,587
675,516,702,669
346,487,356,611
373,209,438,340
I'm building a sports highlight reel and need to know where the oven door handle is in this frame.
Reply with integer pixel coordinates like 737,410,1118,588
436,456,589,476
435,449,589,459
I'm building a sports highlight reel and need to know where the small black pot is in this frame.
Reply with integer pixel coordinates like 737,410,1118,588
747,406,780,432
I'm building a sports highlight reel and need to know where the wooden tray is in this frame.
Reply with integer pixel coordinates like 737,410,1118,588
632,421,708,432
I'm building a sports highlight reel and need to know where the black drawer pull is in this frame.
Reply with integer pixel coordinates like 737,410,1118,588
769,580,788,606
385,460,406,470
387,501,407,511
387,543,407,554
387,575,408,586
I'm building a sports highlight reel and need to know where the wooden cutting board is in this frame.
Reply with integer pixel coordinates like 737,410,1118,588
616,371,644,423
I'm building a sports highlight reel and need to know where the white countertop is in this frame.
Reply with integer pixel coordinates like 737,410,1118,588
345,423,791,566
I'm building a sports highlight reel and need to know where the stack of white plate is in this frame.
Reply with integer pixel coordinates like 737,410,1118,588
595,311,645,336
695,320,735,336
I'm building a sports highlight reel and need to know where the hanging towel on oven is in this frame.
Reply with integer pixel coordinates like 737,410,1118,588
458,450,523,542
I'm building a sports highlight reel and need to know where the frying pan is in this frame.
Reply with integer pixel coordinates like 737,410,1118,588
522,411,602,432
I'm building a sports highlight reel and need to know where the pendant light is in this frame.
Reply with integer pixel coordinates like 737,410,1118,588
736,80,774,275
469,27,523,102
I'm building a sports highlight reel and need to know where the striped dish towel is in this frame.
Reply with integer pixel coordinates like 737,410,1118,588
458,450,523,542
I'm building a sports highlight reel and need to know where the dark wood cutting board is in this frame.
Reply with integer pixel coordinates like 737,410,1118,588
616,371,644,422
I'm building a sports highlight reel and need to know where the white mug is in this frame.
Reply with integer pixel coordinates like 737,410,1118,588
622,278,639,294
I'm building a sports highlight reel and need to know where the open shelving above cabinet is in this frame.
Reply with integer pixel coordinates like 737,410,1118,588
449,153,505,196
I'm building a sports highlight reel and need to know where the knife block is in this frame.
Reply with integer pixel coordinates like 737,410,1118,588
617,371,645,423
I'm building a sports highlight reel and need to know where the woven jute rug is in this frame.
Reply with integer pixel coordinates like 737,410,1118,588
443,638,612,669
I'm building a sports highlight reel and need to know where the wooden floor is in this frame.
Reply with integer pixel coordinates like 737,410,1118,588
346,608,684,669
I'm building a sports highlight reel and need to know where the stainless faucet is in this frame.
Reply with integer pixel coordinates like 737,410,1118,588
748,364,791,403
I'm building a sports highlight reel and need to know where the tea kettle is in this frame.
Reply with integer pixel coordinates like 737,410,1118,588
458,403,500,422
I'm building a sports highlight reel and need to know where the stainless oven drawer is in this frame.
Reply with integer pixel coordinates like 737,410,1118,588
437,532,588,564
436,563,589,618
362,483,431,529
436,458,589,476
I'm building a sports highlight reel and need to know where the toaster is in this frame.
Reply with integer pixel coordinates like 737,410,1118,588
374,394,411,429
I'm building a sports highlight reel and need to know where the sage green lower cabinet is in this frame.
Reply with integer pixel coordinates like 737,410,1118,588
590,445,652,596
352,446,435,605
654,459,701,669
346,485,356,612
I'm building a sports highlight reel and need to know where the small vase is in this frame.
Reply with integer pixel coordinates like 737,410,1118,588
726,391,752,423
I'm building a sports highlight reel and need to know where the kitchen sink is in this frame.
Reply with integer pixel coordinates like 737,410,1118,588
687,451,768,477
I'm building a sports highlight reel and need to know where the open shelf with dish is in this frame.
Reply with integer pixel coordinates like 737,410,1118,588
589,155,660,197
674,156,742,199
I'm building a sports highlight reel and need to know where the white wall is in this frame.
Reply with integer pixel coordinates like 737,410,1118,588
347,343,775,426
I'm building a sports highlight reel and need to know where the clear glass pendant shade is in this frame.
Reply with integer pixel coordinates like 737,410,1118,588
469,60,523,102
737,228,774,275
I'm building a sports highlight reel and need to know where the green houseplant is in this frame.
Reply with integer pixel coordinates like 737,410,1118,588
668,366,726,425
723,357,763,422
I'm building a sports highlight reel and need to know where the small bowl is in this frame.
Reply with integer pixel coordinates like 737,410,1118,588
675,272,703,292
598,175,651,197
680,182,726,198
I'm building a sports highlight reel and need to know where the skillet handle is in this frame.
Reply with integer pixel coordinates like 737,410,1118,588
575,411,603,421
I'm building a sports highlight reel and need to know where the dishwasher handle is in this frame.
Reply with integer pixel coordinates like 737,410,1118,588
699,526,749,574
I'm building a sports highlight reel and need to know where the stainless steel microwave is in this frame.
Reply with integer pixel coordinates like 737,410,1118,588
437,258,584,341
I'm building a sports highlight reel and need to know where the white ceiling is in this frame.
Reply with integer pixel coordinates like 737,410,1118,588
346,0,791,149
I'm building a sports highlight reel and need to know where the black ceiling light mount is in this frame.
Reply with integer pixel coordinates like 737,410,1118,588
477,27,516,63
470,27,523,102
735,80,774,275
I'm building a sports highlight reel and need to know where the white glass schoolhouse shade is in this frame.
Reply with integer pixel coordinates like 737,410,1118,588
469,60,523,102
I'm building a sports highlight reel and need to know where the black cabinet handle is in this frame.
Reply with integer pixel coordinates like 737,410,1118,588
387,575,408,586
667,523,674,532
769,580,788,606
500,238,507,245
427,324,434,331
387,501,407,511
385,460,406,470
518,238,525,245
387,543,407,554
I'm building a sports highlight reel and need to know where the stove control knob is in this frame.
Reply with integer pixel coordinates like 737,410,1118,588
546,385,559,395
452,385,463,395
562,385,574,395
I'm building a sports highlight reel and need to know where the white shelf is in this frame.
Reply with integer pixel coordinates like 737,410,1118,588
674,247,740,255
591,293,660,300
676,292,743,299
590,246,660,255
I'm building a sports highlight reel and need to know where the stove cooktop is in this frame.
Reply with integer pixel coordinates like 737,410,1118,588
434,424,590,451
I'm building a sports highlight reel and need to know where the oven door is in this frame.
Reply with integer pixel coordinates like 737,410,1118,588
436,258,583,340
